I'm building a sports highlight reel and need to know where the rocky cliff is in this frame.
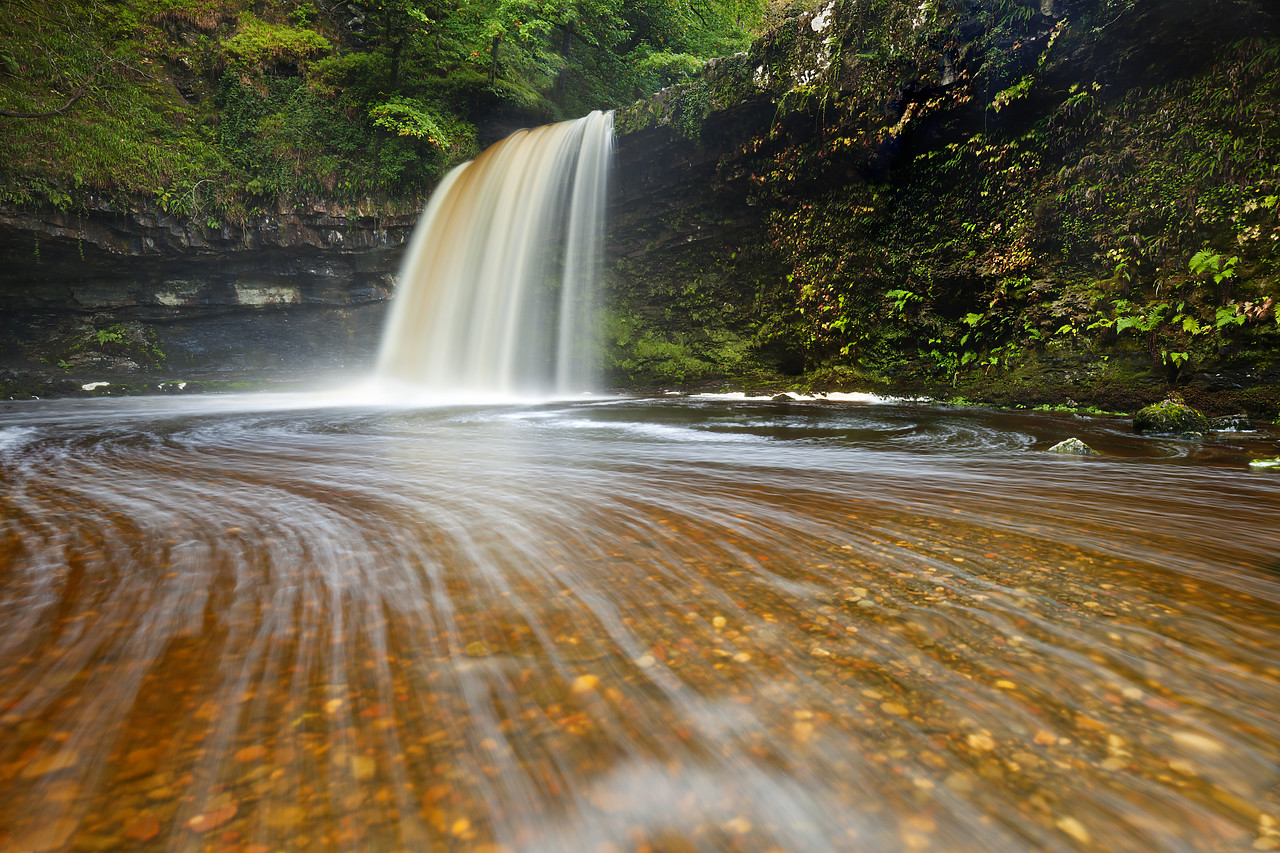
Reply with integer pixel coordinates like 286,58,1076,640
605,0,1280,417
0,195,418,395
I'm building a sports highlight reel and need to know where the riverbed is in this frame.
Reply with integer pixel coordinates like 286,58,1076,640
1,393,1278,852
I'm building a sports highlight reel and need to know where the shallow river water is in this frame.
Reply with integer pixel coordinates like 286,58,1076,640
1,392,1278,853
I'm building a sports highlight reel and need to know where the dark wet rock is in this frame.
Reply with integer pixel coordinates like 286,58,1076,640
0,195,417,260
1209,414,1254,432
1133,396,1210,435
0,198,408,395
771,393,795,402
1047,437,1099,455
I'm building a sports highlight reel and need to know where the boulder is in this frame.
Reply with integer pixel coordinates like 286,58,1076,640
1133,396,1210,435
1209,414,1254,432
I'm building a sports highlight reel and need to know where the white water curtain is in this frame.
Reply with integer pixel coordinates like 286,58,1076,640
376,111,614,396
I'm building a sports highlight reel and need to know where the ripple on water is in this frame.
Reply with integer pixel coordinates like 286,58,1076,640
0,396,1278,852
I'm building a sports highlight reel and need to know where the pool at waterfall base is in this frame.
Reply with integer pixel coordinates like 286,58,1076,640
1,393,1278,852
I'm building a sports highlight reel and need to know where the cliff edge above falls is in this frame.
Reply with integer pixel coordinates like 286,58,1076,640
606,0,1280,418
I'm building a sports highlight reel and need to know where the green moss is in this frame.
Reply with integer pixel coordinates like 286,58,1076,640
1133,396,1211,434
704,53,760,109
613,98,666,136
222,13,331,73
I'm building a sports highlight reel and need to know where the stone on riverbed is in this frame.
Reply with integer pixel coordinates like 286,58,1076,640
1249,457,1280,470
1047,437,1099,455
1133,396,1209,435
1210,413,1254,432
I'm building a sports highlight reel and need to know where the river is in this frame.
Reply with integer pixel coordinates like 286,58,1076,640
1,392,1278,852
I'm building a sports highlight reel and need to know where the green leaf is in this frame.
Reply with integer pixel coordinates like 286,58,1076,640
1115,316,1140,333
1190,249,1219,273
1215,306,1246,328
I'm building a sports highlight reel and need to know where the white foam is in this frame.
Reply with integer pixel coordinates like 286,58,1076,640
0,426,38,452
332,377,613,410
690,391,901,404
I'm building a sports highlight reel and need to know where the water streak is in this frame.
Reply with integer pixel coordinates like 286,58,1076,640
375,111,613,396
1,396,1278,852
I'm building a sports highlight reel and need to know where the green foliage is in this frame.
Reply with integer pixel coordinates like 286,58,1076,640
66,324,167,369
1189,248,1238,287
0,0,768,212
885,289,922,317
370,97,451,145
605,309,754,385
604,1,1280,401
632,51,705,91
990,75,1033,112
92,326,126,347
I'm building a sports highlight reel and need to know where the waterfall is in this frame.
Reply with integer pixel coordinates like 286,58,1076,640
375,110,613,396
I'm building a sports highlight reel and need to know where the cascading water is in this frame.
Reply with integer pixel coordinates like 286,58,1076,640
375,110,613,396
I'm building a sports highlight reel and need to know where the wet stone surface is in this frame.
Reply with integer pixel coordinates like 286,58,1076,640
0,394,1278,852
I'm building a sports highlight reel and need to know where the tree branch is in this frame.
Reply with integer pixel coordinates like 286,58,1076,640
0,56,109,119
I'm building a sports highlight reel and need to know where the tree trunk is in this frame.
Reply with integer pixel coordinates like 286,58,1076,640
489,35,502,84
556,27,572,98
390,37,405,89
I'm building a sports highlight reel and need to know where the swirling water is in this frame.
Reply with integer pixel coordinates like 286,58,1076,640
1,393,1278,852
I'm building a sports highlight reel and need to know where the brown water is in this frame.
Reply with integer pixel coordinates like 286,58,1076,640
1,393,1278,853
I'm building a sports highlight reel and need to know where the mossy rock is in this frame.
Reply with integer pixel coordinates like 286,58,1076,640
1249,457,1280,470
1133,397,1210,435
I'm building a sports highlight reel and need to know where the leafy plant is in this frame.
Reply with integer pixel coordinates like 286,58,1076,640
370,97,451,146
1189,248,1239,303
885,289,922,317
92,326,127,347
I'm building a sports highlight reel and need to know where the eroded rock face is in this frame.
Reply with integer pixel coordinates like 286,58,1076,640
0,197,417,391
0,195,418,259
603,0,1280,419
